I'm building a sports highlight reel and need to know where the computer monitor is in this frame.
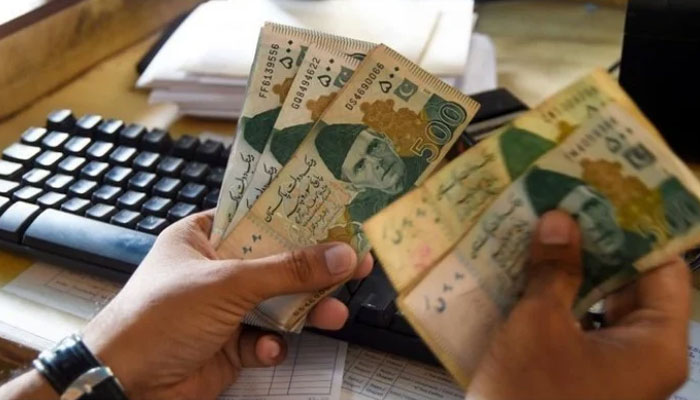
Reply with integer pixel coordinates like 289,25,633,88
619,0,700,161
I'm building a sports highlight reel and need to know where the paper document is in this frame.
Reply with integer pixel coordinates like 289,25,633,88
671,321,700,399
220,332,347,400
341,345,464,400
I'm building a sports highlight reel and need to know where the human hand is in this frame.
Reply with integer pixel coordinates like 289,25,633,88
81,211,373,400
469,210,691,400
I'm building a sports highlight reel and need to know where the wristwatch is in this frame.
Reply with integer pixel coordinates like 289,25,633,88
33,334,128,400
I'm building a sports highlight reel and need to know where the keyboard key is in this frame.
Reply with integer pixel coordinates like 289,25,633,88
34,151,63,170
75,114,103,137
44,174,75,193
12,186,43,203
46,109,75,132
0,196,10,215
3,143,42,166
181,162,209,182
156,156,185,177
203,188,219,209
205,167,225,188
195,139,223,162
142,196,172,217
133,152,160,172
86,141,114,161
0,160,24,180
80,161,109,181
128,171,157,192
119,123,146,146
389,311,416,336
37,192,67,209
61,197,91,214
172,135,198,159
136,215,168,234
167,202,199,222
0,202,41,242
68,179,98,198
116,191,147,211
152,177,183,198
217,144,230,166
103,166,133,186
41,131,69,150
21,127,48,145
63,136,92,155
92,185,123,205
142,129,172,152
57,156,87,174
0,179,20,196
177,182,207,204
85,204,117,222
110,209,141,228
23,209,156,274
95,119,124,142
109,146,137,166
22,168,52,186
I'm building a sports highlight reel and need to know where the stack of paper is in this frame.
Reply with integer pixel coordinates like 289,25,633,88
137,0,482,119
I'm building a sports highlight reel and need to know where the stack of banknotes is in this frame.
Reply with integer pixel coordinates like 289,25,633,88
211,23,700,388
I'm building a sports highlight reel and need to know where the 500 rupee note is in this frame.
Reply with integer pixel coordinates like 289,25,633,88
223,44,362,235
211,23,373,246
395,103,700,388
217,44,480,331
364,70,662,292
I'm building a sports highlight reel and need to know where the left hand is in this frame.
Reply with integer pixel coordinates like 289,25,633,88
82,210,373,400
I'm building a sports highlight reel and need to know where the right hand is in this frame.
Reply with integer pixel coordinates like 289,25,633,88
470,210,691,400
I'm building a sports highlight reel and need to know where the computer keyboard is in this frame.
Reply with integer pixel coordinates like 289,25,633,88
0,108,442,364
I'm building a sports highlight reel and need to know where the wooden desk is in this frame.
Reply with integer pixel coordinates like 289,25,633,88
1,0,699,371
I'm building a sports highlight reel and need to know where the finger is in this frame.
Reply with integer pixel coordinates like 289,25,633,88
523,210,583,310
307,297,349,330
352,253,374,280
624,256,691,326
238,328,287,368
227,242,358,301
604,281,638,325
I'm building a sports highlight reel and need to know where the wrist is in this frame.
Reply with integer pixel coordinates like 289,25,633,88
82,316,137,395
0,369,58,400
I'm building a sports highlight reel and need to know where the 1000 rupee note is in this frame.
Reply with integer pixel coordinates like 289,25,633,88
211,23,374,246
217,44,480,331
394,103,700,388
224,44,362,234
364,70,662,292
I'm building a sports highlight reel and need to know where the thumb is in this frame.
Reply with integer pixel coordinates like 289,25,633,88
523,210,583,310
227,242,357,301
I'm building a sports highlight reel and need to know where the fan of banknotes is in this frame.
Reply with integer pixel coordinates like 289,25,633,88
211,23,700,389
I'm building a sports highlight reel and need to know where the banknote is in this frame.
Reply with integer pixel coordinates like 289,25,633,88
363,70,662,292
216,44,480,331
395,103,700,388
223,44,363,235
210,23,374,246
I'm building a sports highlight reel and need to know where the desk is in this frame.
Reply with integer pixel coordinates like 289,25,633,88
0,0,699,371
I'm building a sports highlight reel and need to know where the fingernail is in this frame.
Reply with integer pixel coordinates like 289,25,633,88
263,339,281,359
325,244,352,275
539,214,571,245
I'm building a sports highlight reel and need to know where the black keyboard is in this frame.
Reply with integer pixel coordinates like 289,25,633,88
0,109,442,364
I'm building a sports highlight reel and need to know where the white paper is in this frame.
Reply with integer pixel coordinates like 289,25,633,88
2,262,120,320
671,321,700,399
220,332,347,400
341,345,464,400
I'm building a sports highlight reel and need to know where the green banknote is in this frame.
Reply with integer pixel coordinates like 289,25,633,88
395,103,700,388
364,70,662,292
224,44,362,234
211,23,373,246
216,44,480,331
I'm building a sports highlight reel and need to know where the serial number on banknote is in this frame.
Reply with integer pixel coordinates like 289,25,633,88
344,62,385,110
291,56,321,108
259,43,281,98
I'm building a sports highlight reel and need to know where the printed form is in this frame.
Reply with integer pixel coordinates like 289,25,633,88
220,332,347,400
341,345,464,400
